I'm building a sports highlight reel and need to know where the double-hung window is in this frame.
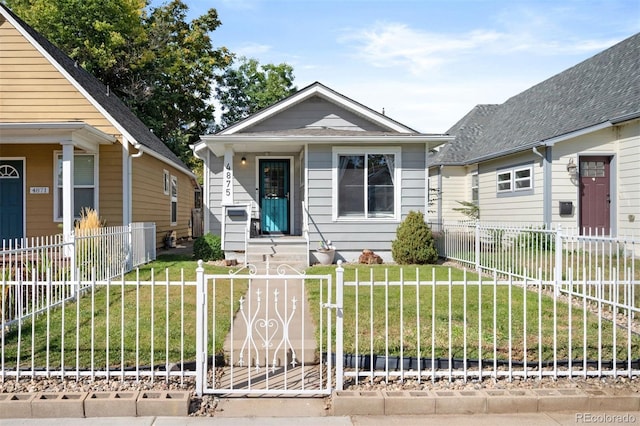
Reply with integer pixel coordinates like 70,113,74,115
170,175,178,225
333,148,400,220
496,164,533,195
471,172,479,204
55,153,97,220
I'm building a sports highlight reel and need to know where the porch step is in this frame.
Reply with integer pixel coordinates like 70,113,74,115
246,237,308,272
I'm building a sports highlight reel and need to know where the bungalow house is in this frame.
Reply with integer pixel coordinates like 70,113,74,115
0,4,197,247
428,32,640,237
193,82,452,265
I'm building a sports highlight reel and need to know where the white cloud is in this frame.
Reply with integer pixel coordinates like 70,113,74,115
233,42,272,58
342,20,624,75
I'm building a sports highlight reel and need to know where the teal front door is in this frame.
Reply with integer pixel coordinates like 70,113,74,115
259,159,290,234
0,160,24,241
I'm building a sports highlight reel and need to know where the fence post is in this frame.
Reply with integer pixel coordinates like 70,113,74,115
335,260,344,391
475,221,481,272
554,225,563,298
195,260,205,397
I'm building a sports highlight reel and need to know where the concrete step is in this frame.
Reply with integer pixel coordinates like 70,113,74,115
246,237,309,271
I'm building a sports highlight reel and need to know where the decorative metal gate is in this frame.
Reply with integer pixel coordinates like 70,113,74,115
195,261,342,396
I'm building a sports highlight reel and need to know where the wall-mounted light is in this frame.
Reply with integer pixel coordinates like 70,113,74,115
566,158,577,176
241,156,247,165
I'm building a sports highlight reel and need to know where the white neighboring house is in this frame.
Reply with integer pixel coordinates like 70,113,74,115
429,32,640,237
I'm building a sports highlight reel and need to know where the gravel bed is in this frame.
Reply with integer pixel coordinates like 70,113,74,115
1,373,639,416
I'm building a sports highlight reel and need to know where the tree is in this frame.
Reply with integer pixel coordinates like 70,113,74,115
216,57,297,129
5,0,233,167
4,0,146,83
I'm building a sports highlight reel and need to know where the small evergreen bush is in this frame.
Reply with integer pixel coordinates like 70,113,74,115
193,233,224,261
391,211,438,264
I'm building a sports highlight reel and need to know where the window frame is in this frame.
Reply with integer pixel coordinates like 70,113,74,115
332,147,401,222
496,164,533,196
53,152,98,222
471,171,479,205
163,169,170,195
170,174,178,226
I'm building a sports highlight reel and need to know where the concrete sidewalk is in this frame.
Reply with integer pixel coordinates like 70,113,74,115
2,412,639,425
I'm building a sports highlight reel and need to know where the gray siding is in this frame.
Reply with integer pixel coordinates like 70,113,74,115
206,151,302,251
306,143,426,262
247,97,388,132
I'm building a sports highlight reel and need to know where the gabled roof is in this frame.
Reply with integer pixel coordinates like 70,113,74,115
197,81,452,157
218,81,420,135
0,4,193,176
436,32,640,165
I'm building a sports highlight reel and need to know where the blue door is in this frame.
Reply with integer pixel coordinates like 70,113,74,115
0,160,24,241
260,159,290,234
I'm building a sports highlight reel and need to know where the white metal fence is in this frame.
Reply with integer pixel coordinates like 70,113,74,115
432,222,639,312
1,223,156,327
1,222,638,392
194,263,336,396
1,271,196,384
2,261,638,391
334,264,640,386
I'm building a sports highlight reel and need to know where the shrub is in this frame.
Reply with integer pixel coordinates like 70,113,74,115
193,233,224,261
391,211,438,264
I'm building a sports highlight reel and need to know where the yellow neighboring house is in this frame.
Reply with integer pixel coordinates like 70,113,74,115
0,4,197,247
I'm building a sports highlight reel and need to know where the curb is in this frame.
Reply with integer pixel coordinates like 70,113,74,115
330,388,640,416
0,391,190,419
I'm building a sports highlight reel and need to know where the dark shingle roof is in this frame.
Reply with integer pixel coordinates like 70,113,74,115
437,32,640,165
0,4,190,172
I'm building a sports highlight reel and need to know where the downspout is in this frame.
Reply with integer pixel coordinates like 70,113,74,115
126,143,144,223
532,146,552,228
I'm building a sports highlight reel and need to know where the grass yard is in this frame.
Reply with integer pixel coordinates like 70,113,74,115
1,253,247,370
2,256,638,372
306,264,640,363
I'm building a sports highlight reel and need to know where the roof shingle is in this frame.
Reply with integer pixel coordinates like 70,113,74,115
437,32,640,165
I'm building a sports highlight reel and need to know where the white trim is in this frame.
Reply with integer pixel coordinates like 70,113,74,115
0,157,26,239
331,146,402,222
255,155,295,234
496,164,533,194
0,9,194,178
198,134,452,157
53,151,99,222
163,169,170,195
170,175,178,226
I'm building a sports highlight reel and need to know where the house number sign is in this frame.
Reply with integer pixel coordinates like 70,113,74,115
222,149,234,205
30,187,49,194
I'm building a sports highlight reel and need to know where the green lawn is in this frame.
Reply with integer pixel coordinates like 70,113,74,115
1,253,247,370
2,258,638,371
306,264,640,362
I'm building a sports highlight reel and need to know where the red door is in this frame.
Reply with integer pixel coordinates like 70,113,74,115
579,156,610,235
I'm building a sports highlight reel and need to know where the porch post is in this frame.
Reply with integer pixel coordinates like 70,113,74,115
61,141,76,281
222,147,234,206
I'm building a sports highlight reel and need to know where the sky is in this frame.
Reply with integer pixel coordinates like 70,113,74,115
164,0,639,133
